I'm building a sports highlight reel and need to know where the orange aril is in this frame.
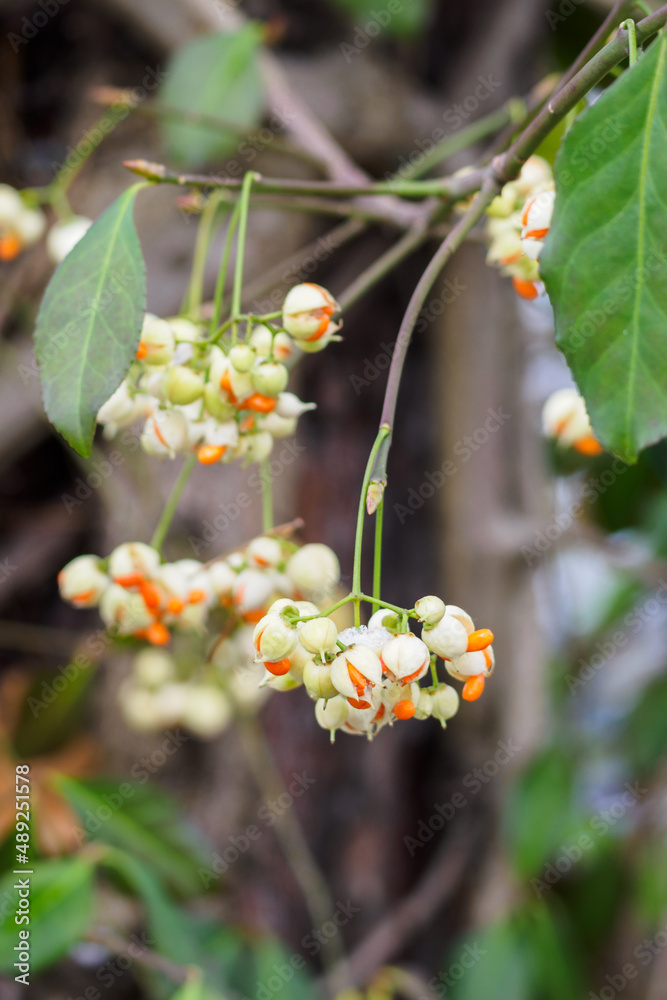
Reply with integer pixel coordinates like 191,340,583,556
512,276,539,300
467,628,494,652
462,674,485,701
393,699,415,720
265,658,291,676
145,622,170,646
197,444,226,465
239,393,276,413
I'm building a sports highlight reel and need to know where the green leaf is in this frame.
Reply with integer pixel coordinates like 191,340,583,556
100,847,201,963
0,857,95,973
333,0,431,37
541,36,667,462
160,27,265,168
623,672,667,775
442,919,534,1000
504,747,586,880
56,776,210,896
35,185,146,457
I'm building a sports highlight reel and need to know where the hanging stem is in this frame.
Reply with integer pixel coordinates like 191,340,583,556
230,171,257,344
352,426,391,625
183,192,224,318
260,459,274,533
150,454,197,553
621,19,638,65
373,498,384,601
210,200,241,336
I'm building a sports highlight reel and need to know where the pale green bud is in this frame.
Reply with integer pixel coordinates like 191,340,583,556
165,366,205,405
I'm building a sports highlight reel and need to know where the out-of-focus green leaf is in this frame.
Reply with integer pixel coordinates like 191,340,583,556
56,776,209,896
0,857,95,973
504,747,586,880
333,0,430,37
542,35,667,462
35,185,146,456
623,673,667,775
160,26,265,168
634,841,667,926
15,663,96,758
524,900,584,1000
442,919,534,1000
101,846,202,964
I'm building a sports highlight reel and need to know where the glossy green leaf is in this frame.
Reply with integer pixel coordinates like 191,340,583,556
541,36,667,462
160,27,265,167
0,857,95,973
35,185,146,457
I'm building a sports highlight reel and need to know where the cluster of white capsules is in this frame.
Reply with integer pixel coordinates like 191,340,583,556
58,538,341,646
485,155,555,301
96,283,341,467
251,594,495,741
58,538,342,737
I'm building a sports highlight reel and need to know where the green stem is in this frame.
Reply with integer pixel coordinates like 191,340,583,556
352,426,391,625
430,657,439,687
150,454,196,553
260,459,274,533
210,200,241,336
373,498,384,600
184,192,224,318
230,171,256,345
622,19,638,64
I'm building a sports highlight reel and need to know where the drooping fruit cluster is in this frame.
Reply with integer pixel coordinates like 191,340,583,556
96,283,341,467
542,387,603,456
485,155,555,301
58,537,341,647
252,593,495,741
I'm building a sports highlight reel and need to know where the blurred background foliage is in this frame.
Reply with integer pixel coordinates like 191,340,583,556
1,0,667,999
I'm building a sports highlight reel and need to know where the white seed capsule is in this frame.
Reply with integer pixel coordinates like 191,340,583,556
430,684,460,724
46,215,92,263
58,555,109,607
315,695,349,738
108,542,161,582
139,314,175,366
251,361,288,396
330,644,382,699
229,343,257,372
299,617,338,657
165,366,205,405
422,614,469,660
282,283,340,341
415,596,446,627
379,633,430,682
286,543,340,601
182,686,232,737
303,661,338,700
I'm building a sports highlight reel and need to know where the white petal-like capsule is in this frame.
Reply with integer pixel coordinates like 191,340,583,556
299,617,338,657
330,644,382,699
109,542,161,582
379,633,430,682
58,555,109,607
286,543,340,601
422,614,469,660
282,283,340,342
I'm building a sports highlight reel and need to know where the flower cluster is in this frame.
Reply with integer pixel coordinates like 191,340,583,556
0,184,45,262
252,593,495,741
96,283,341,467
58,538,341,647
485,155,555,301
542,387,603,456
